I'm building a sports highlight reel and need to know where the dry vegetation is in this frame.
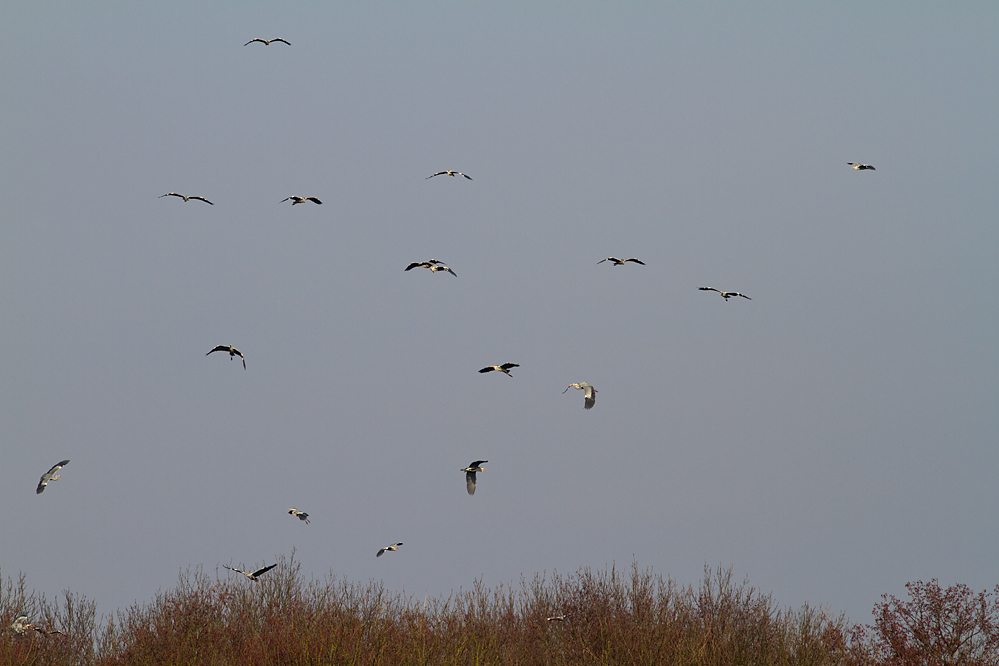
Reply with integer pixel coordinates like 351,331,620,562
2,558,996,665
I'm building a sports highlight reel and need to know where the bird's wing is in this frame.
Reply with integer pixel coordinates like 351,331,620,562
161,192,183,199
461,173,472,179
207,346,228,355
470,460,487,467
596,258,608,264
376,548,386,557
737,293,751,300
499,363,519,370
307,197,322,204
584,386,596,409
190,196,213,205
244,39,265,46
699,287,721,293
47,460,70,475
225,565,248,576
626,259,646,265
36,478,48,494
479,367,496,373
273,38,291,45
865,165,875,170
279,197,292,203
444,266,456,276
405,262,424,271
242,357,246,370
251,564,277,577
427,172,446,179
466,471,476,495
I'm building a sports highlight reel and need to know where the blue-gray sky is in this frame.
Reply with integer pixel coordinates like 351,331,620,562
2,3,997,624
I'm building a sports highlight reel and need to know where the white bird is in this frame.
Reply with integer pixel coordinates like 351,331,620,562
460,461,487,495
11,614,64,636
36,460,70,494
597,257,645,266
224,563,277,581
405,260,456,276
160,192,213,205
244,38,291,46
376,542,403,557
546,615,570,622
847,162,876,170
280,196,322,205
207,345,246,369
479,363,519,377
699,287,751,301
563,382,597,410
427,171,472,180
288,508,310,524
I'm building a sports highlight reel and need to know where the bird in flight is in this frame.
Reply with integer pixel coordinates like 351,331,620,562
11,614,64,636
699,287,751,301
479,363,519,377
405,260,457,276
207,345,246,369
288,508,310,524
597,257,645,266
244,38,291,46
280,196,322,205
564,382,597,410
427,171,472,180
376,542,403,557
159,192,213,205
546,615,570,622
36,460,70,494
847,162,876,170
224,563,277,581
460,461,487,495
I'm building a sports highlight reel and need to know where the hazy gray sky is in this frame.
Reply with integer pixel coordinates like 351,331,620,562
2,3,997,624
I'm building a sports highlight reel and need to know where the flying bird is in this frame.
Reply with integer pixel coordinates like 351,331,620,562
546,615,570,622
159,192,213,205
280,196,322,205
698,287,751,301
36,460,70,494
597,257,645,266
426,171,472,180
460,461,487,495
224,563,277,581
405,260,456,276
11,614,64,636
847,162,876,170
207,345,246,369
479,363,519,377
288,508,310,524
563,382,597,410
376,542,403,557
244,38,291,46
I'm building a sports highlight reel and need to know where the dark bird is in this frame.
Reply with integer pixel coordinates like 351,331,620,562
288,508,310,524
563,382,597,410
36,460,70,494
280,196,322,205
376,542,403,557
405,260,456,276
159,192,213,205
244,38,291,46
426,171,472,180
460,461,487,495
698,287,751,301
847,162,876,170
207,345,246,369
479,363,519,377
224,563,277,581
597,257,645,266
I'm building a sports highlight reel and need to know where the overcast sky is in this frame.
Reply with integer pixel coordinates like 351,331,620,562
2,2,997,625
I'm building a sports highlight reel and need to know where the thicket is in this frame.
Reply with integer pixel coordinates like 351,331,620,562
2,557,996,665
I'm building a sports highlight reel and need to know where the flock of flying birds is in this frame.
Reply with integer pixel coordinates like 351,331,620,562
17,35,879,629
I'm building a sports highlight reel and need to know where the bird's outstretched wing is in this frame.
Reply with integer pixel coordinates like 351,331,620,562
735,292,751,300
699,287,721,294
207,345,229,356
251,564,277,578
36,460,70,494
597,257,615,264
460,173,472,180
224,564,249,577
625,258,645,265
271,38,291,46
499,363,519,371
441,265,457,276
465,471,477,495
405,262,426,271
244,38,266,46
469,460,488,468
426,172,447,179
160,192,185,200
306,197,322,204
479,366,496,373
189,196,213,205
